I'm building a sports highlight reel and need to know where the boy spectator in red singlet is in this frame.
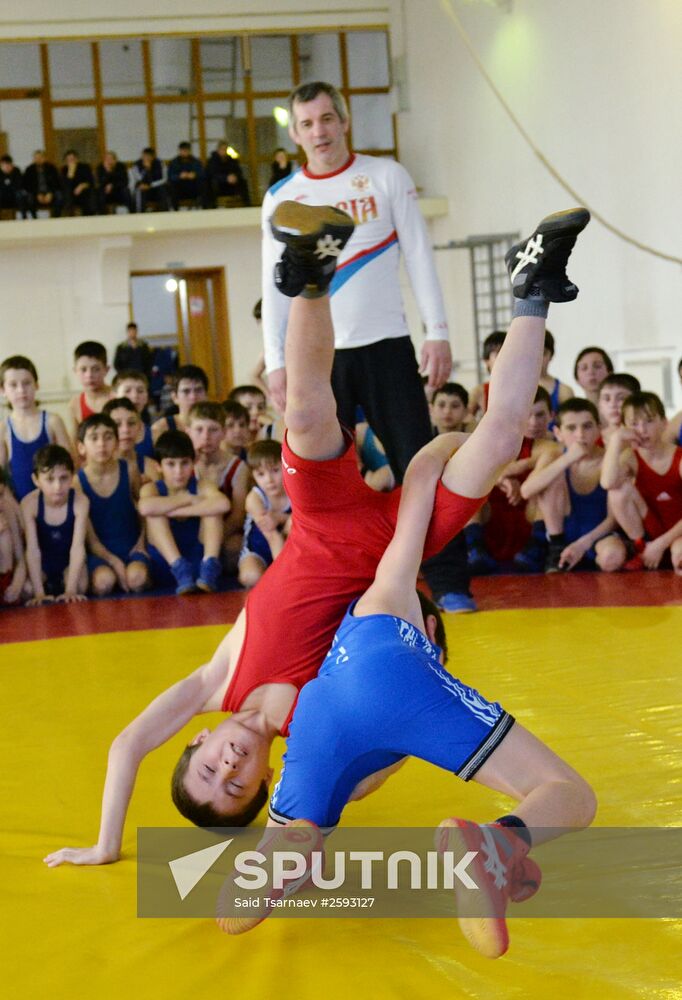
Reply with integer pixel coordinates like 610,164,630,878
0,355,73,500
596,373,641,445
187,401,249,572
601,391,682,573
521,398,620,572
67,341,113,437
464,387,553,574
43,203,589,866
21,445,89,605
0,468,26,604
468,331,506,421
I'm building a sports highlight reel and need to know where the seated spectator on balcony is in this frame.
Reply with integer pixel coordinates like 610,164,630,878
23,149,63,218
205,142,250,207
130,147,168,213
61,149,95,216
167,141,204,209
96,150,132,214
0,155,27,218
268,147,294,189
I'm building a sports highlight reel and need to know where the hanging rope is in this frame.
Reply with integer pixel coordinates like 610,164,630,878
440,0,681,266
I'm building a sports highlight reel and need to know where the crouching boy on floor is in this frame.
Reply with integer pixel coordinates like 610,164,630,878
138,429,229,593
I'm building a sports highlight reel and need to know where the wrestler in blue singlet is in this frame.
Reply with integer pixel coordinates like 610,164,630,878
269,602,513,829
7,411,50,499
36,488,76,594
78,460,145,572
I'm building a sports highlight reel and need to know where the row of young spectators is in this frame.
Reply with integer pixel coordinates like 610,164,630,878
0,141,293,218
427,336,682,575
1,335,681,607
0,341,294,604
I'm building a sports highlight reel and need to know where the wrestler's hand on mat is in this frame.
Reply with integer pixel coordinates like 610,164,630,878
419,340,452,391
44,844,119,867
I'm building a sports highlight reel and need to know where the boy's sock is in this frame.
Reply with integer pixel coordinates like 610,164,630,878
512,285,549,319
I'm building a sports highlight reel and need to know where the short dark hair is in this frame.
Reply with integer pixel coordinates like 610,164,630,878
78,413,118,442
247,439,281,469
126,321,138,331
113,368,149,390
33,444,74,475
156,429,195,461
172,364,209,392
555,398,599,425
142,147,155,156
171,744,269,827
188,401,226,426
598,372,641,395
544,330,555,358
178,141,191,150
0,154,13,165
228,384,266,403
74,341,108,365
417,590,448,663
1,355,38,384
533,385,552,410
252,299,262,321
288,81,348,123
482,330,506,361
432,382,469,407
103,396,139,417
223,400,250,424
573,346,614,380
623,391,666,422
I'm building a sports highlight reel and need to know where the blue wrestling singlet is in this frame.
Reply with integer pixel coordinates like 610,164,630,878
269,602,514,829
7,411,50,499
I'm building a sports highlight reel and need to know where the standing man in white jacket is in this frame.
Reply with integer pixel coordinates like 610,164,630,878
262,82,474,611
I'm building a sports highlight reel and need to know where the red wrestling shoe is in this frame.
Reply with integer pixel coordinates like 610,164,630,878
435,818,541,959
216,819,323,934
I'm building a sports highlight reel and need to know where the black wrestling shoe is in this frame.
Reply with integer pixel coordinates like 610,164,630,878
271,201,355,298
505,208,590,302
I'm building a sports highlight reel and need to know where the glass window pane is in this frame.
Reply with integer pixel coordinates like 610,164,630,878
296,33,341,88
252,98,297,158
52,105,98,130
153,102,196,159
200,37,245,94
99,39,145,98
104,105,149,163
349,94,394,150
151,39,192,96
202,99,247,160
0,43,41,88
250,35,292,91
346,31,390,88
0,99,43,168
49,42,95,101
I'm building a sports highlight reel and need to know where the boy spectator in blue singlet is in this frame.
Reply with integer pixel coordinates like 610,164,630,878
103,397,159,482
539,330,573,416
21,445,89,604
112,368,155,464
151,365,209,443
216,207,596,959
238,439,292,588
0,468,26,604
77,413,150,596
597,372,641,446
520,398,621,572
139,429,229,593
0,355,73,501
187,401,249,571
67,341,113,437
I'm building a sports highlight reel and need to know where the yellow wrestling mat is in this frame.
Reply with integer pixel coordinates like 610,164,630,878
4,607,682,999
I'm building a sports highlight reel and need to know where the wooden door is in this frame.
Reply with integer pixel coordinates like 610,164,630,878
175,270,232,400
